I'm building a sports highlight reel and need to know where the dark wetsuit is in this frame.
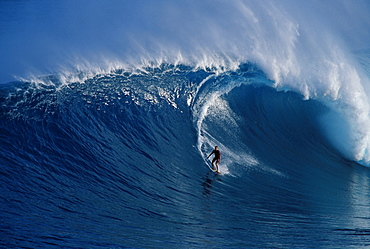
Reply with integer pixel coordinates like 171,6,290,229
212,149,221,163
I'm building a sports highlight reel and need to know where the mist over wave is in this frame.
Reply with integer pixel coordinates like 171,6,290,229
2,0,370,80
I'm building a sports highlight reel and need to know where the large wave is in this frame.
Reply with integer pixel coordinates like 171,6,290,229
0,63,352,177
1,0,370,165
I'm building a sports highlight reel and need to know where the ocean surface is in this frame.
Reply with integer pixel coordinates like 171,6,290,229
2,1,370,248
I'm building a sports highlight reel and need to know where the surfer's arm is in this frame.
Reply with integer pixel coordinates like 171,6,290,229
207,151,213,159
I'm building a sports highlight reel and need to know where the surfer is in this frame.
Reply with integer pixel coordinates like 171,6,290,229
207,146,221,172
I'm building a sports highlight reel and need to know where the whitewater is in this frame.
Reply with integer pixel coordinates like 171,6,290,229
2,0,370,248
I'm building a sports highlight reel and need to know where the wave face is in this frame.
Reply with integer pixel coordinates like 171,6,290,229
0,64,369,248
2,0,370,248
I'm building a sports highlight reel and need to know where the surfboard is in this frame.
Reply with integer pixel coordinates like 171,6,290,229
206,159,221,174
211,168,220,174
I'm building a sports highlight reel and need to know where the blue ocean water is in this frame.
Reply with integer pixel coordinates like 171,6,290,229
2,1,370,248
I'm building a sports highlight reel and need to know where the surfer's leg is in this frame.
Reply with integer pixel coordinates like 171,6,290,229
211,158,216,170
215,159,220,172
